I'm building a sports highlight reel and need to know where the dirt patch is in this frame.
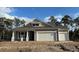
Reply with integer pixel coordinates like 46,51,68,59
0,41,78,52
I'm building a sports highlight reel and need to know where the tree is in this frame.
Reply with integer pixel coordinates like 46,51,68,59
49,16,57,25
14,17,21,27
74,17,79,29
74,29,79,40
20,20,25,24
69,30,74,40
74,17,79,25
4,19,13,29
61,15,72,27
0,17,13,40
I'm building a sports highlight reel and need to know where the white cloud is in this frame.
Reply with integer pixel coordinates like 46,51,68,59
44,16,50,22
0,7,14,13
0,7,33,24
55,15,63,22
0,7,15,19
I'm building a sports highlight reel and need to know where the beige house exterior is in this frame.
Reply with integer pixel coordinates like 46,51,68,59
11,19,69,41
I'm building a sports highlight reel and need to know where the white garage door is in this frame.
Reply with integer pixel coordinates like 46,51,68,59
59,33,67,41
37,31,57,41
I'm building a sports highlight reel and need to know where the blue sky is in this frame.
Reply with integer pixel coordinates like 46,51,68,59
1,7,79,22
11,7,79,17
10,7,79,20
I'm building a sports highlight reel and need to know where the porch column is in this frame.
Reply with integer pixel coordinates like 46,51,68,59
26,31,29,41
36,31,38,41
11,31,15,41
55,32,58,41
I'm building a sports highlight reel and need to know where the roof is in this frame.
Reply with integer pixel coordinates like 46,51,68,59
25,19,52,27
13,19,68,31
47,22,68,29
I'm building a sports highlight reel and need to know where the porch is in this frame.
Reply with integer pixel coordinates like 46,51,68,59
11,31,35,41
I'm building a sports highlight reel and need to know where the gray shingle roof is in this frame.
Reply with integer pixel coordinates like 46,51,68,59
13,19,68,31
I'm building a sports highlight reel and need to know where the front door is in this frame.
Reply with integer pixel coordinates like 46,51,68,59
28,31,34,41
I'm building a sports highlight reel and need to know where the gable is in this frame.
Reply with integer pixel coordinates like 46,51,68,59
25,19,52,28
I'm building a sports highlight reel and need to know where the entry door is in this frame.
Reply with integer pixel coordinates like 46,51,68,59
20,32,26,41
28,31,34,41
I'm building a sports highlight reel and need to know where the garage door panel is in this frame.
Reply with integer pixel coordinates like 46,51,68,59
37,31,56,41
59,33,67,41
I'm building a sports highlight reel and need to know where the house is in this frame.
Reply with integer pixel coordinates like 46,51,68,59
11,19,69,41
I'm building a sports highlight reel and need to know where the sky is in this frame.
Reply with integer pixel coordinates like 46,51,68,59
1,7,79,22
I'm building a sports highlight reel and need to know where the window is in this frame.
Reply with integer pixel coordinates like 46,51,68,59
32,23,39,27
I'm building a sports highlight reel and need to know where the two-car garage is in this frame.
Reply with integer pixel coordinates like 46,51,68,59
36,31,69,41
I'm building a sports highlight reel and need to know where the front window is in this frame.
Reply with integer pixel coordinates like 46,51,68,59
32,23,39,27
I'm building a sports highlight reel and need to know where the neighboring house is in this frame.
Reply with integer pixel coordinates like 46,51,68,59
11,19,69,41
